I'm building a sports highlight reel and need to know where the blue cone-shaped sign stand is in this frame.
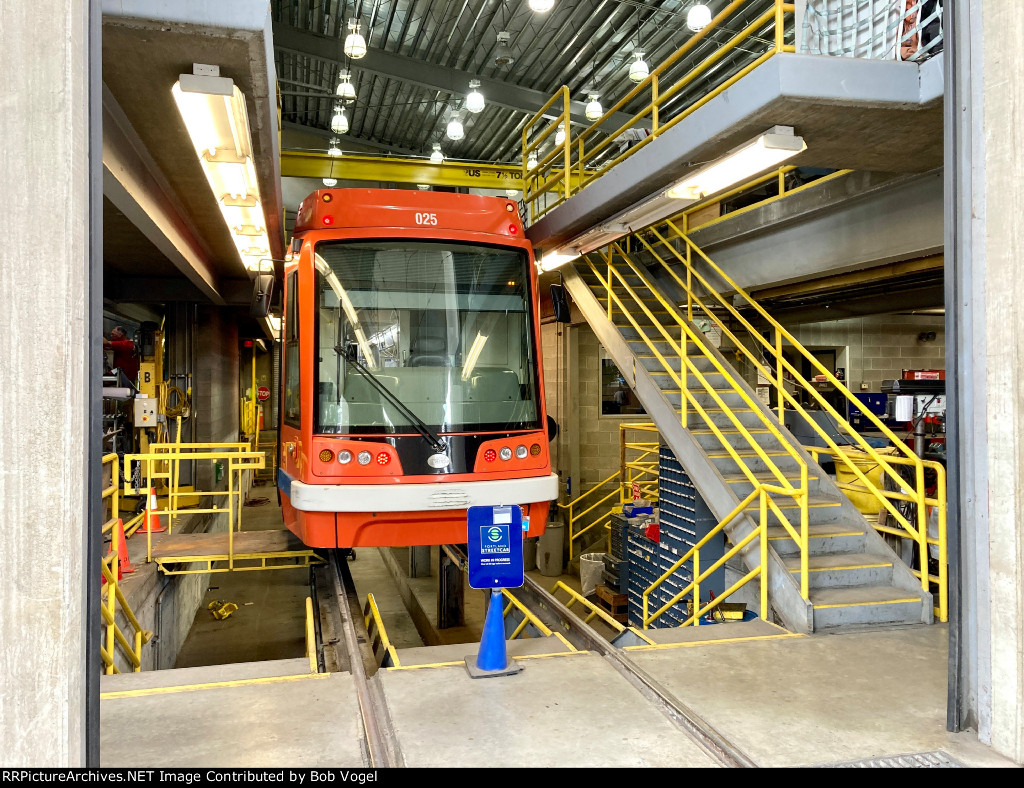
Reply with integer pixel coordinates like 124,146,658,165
465,588,522,678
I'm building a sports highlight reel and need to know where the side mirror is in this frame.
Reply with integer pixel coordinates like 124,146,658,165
250,273,274,318
550,284,571,323
547,415,559,442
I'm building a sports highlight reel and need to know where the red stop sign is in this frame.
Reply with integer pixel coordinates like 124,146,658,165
257,386,270,401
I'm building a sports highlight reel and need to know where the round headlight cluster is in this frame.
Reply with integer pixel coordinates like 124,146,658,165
499,447,513,461
515,445,528,459
357,450,372,466
337,450,352,464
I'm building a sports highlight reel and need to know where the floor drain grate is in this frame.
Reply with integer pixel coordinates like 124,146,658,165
815,751,965,768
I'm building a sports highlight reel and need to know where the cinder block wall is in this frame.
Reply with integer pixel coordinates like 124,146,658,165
193,307,240,490
785,313,946,392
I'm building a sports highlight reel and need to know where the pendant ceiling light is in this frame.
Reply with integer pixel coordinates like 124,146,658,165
344,18,367,59
330,106,348,134
528,0,554,12
585,92,603,122
465,80,485,113
327,138,342,157
429,143,444,164
628,50,649,83
686,4,712,32
323,178,337,187
446,112,464,141
494,31,515,68
555,126,565,146
526,151,538,170
336,70,356,100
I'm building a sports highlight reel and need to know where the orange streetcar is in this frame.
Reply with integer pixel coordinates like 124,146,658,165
277,188,557,549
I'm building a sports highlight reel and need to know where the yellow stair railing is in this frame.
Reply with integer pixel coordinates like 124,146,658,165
523,0,795,222
578,244,814,602
634,222,946,620
100,552,152,674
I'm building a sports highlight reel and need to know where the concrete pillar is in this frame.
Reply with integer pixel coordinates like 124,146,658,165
948,0,1024,765
0,1,95,767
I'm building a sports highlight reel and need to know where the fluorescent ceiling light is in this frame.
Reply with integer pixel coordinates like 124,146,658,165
537,247,581,272
172,65,272,275
555,126,565,146
666,127,806,200
529,0,554,12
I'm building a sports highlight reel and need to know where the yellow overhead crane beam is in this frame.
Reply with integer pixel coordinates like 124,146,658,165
280,149,581,191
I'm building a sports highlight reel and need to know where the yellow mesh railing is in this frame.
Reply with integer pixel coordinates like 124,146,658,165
523,0,795,222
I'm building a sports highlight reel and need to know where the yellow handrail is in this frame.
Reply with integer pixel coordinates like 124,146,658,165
523,0,794,222
305,596,318,673
580,245,812,598
637,225,942,608
642,486,778,629
364,592,402,668
100,553,152,674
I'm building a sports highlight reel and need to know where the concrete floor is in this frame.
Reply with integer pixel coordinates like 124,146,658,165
100,493,1021,769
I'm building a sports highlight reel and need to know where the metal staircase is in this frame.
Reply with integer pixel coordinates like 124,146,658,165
562,235,935,635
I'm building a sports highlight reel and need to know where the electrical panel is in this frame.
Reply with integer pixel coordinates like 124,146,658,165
133,397,157,428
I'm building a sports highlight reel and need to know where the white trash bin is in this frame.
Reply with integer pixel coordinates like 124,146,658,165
580,553,605,597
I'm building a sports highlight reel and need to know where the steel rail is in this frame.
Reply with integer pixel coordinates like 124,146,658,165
326,550,404,768
515,572,758,768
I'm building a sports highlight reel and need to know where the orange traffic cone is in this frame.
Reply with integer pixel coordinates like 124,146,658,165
136,488,165,534
113,518,135,577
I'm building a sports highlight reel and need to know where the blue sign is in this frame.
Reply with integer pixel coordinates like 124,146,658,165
467,505,524,589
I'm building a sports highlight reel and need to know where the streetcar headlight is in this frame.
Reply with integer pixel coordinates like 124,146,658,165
499,447,512,461
357,450,372,465
338,450,352,464
515,445,528,459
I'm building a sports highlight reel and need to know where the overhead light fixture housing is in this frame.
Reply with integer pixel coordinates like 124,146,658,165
172,64,271,274
336,70,356,100
446,113,464,141
327,138,342,157
417,184,430,190
526,151,538,170
537,247,581,273
665,126,806,201
555,126,566,146
344,19,367,59
505,189,519,198
585,92,603,122
687,3,712,32
331,106,348,134
323,178,337,187
465,80,485,113
494,32,515,67
430,143,444,164
529,0,554,12
628,50,649,83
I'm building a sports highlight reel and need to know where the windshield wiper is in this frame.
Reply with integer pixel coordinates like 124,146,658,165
337,343,447,453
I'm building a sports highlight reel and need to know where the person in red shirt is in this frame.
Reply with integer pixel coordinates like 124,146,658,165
104,326,140,385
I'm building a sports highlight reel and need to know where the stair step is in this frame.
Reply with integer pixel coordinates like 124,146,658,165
706,448,792,458
744,494,841,511
766,522,864,540
808,585,929,628
721,470,819,484
781,552,896,589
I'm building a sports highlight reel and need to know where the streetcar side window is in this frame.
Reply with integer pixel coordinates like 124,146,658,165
283,271,301,429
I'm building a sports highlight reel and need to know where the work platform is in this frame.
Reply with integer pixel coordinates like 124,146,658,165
149,529,324,574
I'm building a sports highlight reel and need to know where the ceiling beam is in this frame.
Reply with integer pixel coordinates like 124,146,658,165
281,149,585,191
281,121,422,157
273,23,640,131
102,85,226,305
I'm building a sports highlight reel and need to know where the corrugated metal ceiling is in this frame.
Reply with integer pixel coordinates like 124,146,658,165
273,0,781,165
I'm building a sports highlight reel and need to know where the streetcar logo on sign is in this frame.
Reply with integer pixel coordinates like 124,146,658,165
479,524,510,554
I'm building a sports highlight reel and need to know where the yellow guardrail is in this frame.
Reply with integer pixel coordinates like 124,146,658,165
498,589,576,652
633,224,945,617
305,596,319,674
100,551,152,674
557,423,665,563
643,485,774,628
548,580,656,643
523,0,795,222
581,246,812,599
102,453,145,538
804,445,947,622
364,592,402,669
124,443,265,564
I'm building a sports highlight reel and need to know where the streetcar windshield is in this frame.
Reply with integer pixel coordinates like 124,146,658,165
313,240,540,434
